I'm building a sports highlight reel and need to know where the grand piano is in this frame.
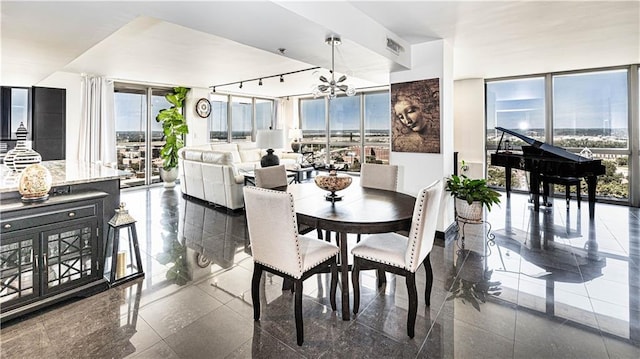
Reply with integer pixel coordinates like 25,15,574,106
490,127,605,218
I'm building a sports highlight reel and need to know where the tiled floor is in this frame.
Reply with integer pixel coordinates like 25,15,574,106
1,184,639,358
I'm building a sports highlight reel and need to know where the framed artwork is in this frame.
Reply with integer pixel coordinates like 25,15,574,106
390,78,440,153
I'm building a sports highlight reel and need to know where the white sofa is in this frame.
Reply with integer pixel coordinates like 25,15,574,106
177,142,301,210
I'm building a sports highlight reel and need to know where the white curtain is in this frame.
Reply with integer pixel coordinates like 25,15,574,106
78,75,115,165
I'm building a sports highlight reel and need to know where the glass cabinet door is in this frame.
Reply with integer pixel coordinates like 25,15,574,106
0,232,39,309
42,218,97,294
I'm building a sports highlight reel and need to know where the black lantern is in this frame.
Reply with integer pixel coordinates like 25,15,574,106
104,203,144,285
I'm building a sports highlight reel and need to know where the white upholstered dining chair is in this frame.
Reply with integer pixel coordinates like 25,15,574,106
254,165,288,189
243,186,339,346
360,163,398,191
351,180,443,338
357,163,400,269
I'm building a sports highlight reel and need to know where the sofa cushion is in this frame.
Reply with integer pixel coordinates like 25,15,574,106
182,149,203,161
237,142,258,151
202,151,233,165
240,148,262,163
209,143,242,163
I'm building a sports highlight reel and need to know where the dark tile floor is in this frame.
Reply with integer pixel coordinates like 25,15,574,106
1,184,639,358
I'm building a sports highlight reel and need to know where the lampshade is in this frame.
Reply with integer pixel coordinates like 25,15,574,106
288,128,303,140
256,129,285,150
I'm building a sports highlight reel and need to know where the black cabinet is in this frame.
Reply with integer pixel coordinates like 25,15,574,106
31,86,65,161
0,191,107,322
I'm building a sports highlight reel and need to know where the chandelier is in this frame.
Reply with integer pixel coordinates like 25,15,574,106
312,36,356,99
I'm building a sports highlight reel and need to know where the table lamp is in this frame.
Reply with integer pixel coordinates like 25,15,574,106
288,128,303,153
256,129,285,167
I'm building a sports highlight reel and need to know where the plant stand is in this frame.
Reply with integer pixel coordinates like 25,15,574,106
455,217,495,254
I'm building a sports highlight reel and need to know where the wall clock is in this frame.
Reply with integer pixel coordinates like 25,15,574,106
195,98,211,118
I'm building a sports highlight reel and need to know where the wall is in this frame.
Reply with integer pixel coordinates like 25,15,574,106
453,79,485,178
390,40,455,232
185,87,210,147
37,71,83,161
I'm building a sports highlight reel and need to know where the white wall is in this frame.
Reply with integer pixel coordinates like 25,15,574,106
390,40,455,232
185,87,210,147
453,79,485,178
37,71,83,161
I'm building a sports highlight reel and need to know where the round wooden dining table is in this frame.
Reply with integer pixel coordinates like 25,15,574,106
287,177,416,320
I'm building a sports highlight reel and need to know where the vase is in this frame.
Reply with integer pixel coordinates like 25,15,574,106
5,122,42,172
160,167,179,188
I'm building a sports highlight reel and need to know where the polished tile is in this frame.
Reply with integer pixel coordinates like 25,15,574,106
1,185,639,358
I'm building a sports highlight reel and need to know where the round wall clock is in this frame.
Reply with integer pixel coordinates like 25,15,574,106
195,98,211,118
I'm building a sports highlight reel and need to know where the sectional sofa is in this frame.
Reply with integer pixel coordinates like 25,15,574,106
177,142,302,209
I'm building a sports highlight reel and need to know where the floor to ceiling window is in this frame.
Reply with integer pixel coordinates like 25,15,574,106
114,84,172,187
486,66,636,204
299,89,390,171
208,94,228,142
486,77,545,191
206,94,274,143
553,69,629,200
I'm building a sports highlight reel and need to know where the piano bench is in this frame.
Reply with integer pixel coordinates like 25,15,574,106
541,175,581,210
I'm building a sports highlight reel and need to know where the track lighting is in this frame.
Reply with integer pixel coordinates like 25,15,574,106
209,67,318,92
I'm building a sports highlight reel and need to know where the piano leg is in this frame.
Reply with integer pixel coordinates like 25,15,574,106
505,166,512,198
586,175,597,219
530,172,541,211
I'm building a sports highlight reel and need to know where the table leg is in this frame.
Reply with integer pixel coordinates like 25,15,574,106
339,231,350,320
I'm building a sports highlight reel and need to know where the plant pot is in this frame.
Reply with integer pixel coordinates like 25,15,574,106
160,167,179,188
455,197,483,222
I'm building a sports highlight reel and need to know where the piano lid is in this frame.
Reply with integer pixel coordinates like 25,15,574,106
495,127,592,163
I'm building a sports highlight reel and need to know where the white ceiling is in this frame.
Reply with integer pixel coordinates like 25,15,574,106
2,1,639,98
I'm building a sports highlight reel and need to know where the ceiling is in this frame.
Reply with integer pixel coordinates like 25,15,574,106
2,1,639,98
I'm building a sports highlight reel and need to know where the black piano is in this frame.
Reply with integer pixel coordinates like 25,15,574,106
490,127,605,218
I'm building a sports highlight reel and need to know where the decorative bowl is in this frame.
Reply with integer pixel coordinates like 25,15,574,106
314,170,352,202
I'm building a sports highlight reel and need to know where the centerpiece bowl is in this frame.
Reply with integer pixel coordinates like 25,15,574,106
314,170,352,203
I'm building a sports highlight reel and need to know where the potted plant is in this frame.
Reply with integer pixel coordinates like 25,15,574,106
155,86,189,187
446,174,501,222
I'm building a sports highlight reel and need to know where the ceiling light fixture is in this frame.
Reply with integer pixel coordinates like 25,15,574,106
258,79,263,86
239,82,243,89
312,36,356,99
280,75,284,83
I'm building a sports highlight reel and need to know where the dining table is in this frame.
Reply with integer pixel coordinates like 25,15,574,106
287,177,416,320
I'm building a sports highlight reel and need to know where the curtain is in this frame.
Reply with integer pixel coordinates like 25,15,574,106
78,76,115,165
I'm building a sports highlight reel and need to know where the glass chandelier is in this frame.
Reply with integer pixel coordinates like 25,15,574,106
312,36,356,99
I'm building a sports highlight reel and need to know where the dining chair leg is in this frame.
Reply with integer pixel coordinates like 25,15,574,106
406,272,418,338
376,269,386,288
294,279,304,346
330,260,338,311
423,254,433,306
252,263,263,321
317,229,324,240
352,259,361,314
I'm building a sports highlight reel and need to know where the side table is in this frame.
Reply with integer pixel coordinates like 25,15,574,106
286,166,315,183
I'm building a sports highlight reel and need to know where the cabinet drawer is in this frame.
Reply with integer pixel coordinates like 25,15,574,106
1,204,97,233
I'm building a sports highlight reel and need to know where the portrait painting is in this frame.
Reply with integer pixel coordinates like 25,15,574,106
390,78,440,153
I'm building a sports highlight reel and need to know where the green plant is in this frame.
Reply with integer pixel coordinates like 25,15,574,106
155,86,189,170
446,174,501,211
